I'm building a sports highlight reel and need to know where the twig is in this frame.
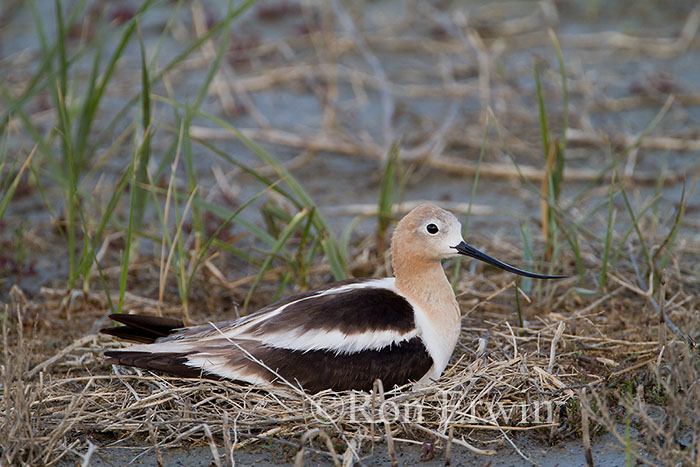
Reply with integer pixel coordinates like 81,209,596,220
566,128,700,153
609,358,656,378
202,423,223,467
409,422,496,455
222,412,234,467
233,427,283,450
342,428,362,467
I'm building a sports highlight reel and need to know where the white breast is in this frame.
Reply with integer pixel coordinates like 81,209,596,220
404,296,459,380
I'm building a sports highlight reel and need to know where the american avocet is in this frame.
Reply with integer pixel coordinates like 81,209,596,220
101,204,564,392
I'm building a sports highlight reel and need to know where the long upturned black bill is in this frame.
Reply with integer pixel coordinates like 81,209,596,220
453,241,566,279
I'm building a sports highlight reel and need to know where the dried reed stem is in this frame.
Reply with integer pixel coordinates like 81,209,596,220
579,388,594,467
547,322,565,374
444,425,454,466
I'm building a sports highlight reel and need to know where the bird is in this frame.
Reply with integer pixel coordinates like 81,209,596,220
101,204,565,393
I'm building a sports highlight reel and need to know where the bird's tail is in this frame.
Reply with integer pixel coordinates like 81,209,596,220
101,314,208,379
100,314,184,344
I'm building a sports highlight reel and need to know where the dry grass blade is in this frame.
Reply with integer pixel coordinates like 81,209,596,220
582,341,700,466
547,321,566,374
579,389,594,467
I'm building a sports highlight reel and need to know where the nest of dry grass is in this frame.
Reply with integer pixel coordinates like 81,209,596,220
3,256,698,466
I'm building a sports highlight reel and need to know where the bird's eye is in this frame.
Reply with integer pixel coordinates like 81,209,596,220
426,223,439,234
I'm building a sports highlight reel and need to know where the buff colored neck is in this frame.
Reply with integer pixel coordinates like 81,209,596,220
391,242,461,330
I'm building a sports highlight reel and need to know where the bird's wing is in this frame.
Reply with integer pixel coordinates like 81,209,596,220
105,278,434,391
158,277,419,353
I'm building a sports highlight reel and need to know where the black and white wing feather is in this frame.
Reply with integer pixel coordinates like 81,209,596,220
102,278,434,392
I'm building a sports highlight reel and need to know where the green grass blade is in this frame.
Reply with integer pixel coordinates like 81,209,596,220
599,165,617,290
565,96,674,211
549,29,568,145
149,0,184,70
52,0,73,182
514,282,524,328
377,142,400,256
653,178,687,271
292,206,317,289
72,31,104,175
116,130,148,312
339,216,362,269
193,1,233,111
76,157,136,284
490,114,603,245
611,188,653,271
184,179,286,301
533,58,549,157
142,180,279,247
0,147,36,223
54,0,68,110
2,0,98,134
190,110,347,279
73,4,149,171
132,23,153,233
194,137,299,204
181,3,235,240
243,209,311,310
89,0,257,161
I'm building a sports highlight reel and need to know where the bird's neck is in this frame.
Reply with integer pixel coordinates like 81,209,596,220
393,256,461,357
394,256,448,296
